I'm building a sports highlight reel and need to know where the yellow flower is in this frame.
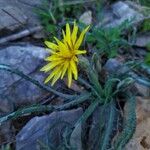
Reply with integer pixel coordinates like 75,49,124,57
41,22,90,87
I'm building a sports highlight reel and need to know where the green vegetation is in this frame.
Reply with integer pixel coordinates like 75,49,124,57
87,24,129,58
0,0,150,149
142,19,150,32
145,52,150,65
1,144,12,150
34,0,93,39
138,0,150,7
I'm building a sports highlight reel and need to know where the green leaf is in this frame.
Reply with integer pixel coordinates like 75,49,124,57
109,49,118,58
74,99,99,128
0,105,54,124
100,100,116,150
103,78,119,102
145,52,150,65
114,94,136,150
142,19,150,32
57,93,91,111
45,24,57,33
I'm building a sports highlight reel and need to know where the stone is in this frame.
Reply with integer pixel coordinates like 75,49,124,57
0,44,49,144
0,122,15,144
0,94,15,145
87,106,102,150
16,108,83,150
0,0,42,34
112,1,141,18
134,48,147,57
0,44,49,106
97,1,144,28
134,83,150,97
0,6,27,32
104,58,128,75
79,11,92,25
88,102,119,150
109,1,143,28
134,35,150,47
104,58,123,74
0,93,14,113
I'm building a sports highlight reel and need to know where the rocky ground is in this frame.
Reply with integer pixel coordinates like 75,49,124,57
0,0,150,150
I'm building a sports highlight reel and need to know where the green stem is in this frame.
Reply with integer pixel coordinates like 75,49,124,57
57,93,92,111
0,64,75,99
0,105,54,124
0,93,91,124
78,77,102,100
49,9,57,24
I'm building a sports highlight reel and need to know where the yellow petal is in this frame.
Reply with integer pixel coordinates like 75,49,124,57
73,56,79,62
45,55,62,61
71,21,78,45
70,59,78,80
66,23,71,43
61,61,69,79
75,50,87,55
54,37,70,55
45,48,56,54
67,65,72,87
62,29,67,41
44,41,58,50
40,60,63,72
51,70,62,86
44,66,62,84
54,37,66,49
75,25,90,50
44,74,54,84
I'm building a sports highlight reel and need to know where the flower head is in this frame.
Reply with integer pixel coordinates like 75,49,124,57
41,22,90,87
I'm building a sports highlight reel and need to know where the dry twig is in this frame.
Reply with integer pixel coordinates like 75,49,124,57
0,26,43,44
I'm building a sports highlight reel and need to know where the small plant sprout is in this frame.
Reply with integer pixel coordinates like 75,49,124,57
41,22,90,87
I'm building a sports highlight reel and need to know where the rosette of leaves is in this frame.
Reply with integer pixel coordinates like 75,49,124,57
86,24,129,58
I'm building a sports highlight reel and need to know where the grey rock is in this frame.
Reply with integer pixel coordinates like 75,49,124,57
104,58,122,74
88,102,119,150
104,58,129,75
0,6,27,32
98,1,144,28
0,122,15,144
0,93,14,113
134,48,147,57
135,34,150,47
88,106,101,150
0,94,15,145
125,140,141,150
3,72,48,106
0,44,49,145
0,0,42,33
79,11,92,25
109,1,143,27
0,44,49,106
16,108,83,150
134,83,150,97
112,1,142,18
